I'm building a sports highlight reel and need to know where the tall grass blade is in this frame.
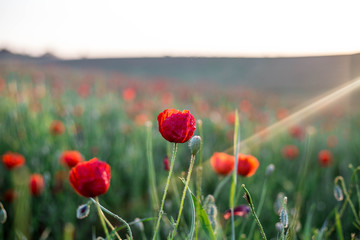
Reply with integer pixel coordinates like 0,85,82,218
335,209,344,240
230,110,240,240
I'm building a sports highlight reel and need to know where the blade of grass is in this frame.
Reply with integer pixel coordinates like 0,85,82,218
230,110,240,240
335,209,344,240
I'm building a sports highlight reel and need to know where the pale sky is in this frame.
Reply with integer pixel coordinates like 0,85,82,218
0,0,360,59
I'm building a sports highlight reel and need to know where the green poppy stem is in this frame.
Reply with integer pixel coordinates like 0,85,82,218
171,153,196,239
153,143,178,240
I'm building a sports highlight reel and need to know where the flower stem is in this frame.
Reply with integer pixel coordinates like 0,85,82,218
95,198,121,240
195,119,203,240
153,143,178,240
91,197,133,240
171,153,196,239
241,184,267,240
95,197,110,239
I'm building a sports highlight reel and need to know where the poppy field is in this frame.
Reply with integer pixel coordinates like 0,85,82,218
0,62,360,240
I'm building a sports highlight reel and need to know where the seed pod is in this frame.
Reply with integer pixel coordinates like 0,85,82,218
266,164,275,176
275,222,283,232
76,204,90,219
280,208,288,228
334,185,344,201
0,202,7,224
188,136,201,155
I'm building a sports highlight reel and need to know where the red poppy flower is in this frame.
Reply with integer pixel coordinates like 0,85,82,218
237,153,259,177
69,158,111,197
289,125,304,140
29,174,45,196
4,189,17,203
122,88,136,101
281,145,299,160
2,152,25,170
59,150,84,168
210,152,235,175
157,109,196,143
318,150,333,167
50,120,65,135
163,157,170,171
224,205,250,220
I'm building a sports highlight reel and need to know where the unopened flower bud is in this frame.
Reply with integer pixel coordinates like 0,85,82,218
334,185,344,201
188,135,201,155
0,202,7,224
266,164,275,176
134,218,144,231
76,203,90,219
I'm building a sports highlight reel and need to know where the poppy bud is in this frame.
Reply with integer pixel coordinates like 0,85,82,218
69,158,111,197
77,203,91,219
0,202,7,224
334,185,343,201
157,109,196,143
188,136,201,155
266,164,275,176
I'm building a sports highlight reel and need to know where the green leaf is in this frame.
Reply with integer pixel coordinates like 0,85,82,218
335,209,344,240
180,178,216,240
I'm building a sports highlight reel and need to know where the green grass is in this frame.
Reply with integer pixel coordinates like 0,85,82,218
0,65,359,239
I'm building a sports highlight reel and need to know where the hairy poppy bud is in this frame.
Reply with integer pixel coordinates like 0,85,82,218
0,202,7,224
77,203,90,219
69,158,111,197
157,109,196,143
188,135,201,155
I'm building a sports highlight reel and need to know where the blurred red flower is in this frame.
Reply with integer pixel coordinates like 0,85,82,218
276,108,289,120
226,112,236,125
69,158,111,197
210,152,234,175
29,174,45,196
59,150,84,168
122,88,136,101
50,120,65,135
4,189,17,203
224,205,250,220
281,145,299,160
77,82,91,98
289,125,304,140
318,150,333,167
237,153,259,177
2,152,25,170
163,157,170,171
157,109,196,143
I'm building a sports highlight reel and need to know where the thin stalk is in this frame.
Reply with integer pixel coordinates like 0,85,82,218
230,110,240,240
195,119,204,240
171,154,196,239
146,122,160,213
96,199,122,240
90,197,133,240
153,143,178,240
95,197,110,239
246,176,268,239
241,184,267,240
